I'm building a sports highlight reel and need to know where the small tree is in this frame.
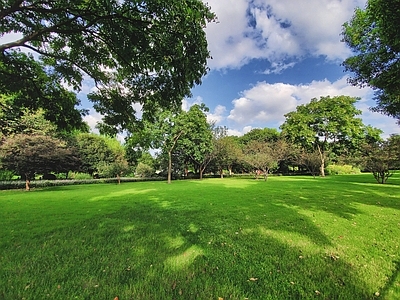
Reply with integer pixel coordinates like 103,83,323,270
364,135,400,184
297,150,323,178
242,140,285,181
179,104,214,180
0,134,78,190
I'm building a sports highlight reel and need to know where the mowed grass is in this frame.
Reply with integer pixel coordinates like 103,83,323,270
1,174,399,300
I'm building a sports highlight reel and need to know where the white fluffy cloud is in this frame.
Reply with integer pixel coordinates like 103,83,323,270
207,105,227,124
227,76,373,128
223,76,400,137
205,0,367,70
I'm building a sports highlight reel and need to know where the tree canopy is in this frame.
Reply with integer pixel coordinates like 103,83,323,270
0,53,88,132
1,0,215,129
342,0,400,121
280,95,375,176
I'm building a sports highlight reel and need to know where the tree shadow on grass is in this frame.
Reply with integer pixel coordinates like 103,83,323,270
0,195,380,300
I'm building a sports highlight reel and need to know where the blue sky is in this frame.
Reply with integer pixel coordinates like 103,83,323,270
175,0,400,138
2,0,399,138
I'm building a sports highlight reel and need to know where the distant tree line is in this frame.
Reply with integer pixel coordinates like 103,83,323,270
1,93,400,190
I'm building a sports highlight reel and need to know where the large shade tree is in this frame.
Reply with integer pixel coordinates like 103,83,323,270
1,0,215,129
280,95,374,177
342,0,400,121
126,108,189,184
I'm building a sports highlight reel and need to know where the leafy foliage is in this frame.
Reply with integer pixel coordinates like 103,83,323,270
280,95,375,176
326,164,361,175
178,104,214,179
342,0,400,121
135,162,154,178
72,133,130,182
1,0,215,129
242,140,288,180
363,135,400,183
0,54,88,132
0,134,80,189
213,128,242,177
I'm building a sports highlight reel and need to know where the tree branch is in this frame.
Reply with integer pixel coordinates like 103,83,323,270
0,0,24,19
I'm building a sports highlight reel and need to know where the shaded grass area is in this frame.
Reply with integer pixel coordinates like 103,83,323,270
0,174,399,299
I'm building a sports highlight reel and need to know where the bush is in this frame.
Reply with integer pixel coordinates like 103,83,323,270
68,172,93,180
135,162,154,178
326,164,361,175
0,177,165,190
0,169,15,180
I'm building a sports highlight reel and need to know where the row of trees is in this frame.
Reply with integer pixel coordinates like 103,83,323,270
0,99,130,189
1,94,399,189
127,95,400,184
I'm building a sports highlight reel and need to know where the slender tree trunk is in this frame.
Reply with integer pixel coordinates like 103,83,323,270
228,166,232,176
317,145,325,177
25,173,30,191
168,150,172,184
219,167,224,178
263,168,268,181
199,167,203,180
320,158,325,177
117,174,121,184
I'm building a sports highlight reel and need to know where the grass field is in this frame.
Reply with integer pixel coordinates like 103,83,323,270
1,174,399,299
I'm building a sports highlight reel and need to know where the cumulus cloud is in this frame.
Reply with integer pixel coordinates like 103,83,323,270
83,109,103,134
182,96,203,111
227,76,373,128
205,0,367,70
207,105,227,125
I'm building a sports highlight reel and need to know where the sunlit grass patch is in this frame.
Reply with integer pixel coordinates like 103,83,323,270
164,245,204,271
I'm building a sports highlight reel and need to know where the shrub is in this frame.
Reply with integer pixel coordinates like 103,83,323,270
0,169,15,181
0,177,165,190
326,164,361,175
68,172,93,180
135,162,154,177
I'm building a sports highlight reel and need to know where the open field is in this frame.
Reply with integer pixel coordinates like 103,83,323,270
1,174,399,299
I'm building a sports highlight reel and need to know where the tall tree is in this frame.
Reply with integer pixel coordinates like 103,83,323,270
280,95,369,177
125,109,188,183
179,104,213,180
74,133,116,176
240,128,280,145
342,0,400,121
213,128,242,178
1,0,215,129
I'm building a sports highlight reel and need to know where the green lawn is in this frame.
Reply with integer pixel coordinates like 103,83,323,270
1,174,399,299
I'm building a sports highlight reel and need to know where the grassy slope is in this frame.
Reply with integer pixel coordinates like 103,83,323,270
0,174,399,299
